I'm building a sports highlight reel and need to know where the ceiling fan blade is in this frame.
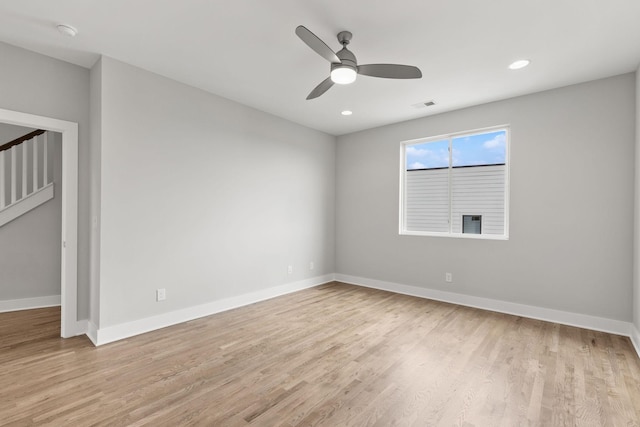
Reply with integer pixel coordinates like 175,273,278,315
358,64,422,79
307,77,334,100
296,25,341,64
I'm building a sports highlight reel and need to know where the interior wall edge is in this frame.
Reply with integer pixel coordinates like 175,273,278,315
84,320,98,346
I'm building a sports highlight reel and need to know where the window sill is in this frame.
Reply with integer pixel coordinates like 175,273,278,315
400,230,509,241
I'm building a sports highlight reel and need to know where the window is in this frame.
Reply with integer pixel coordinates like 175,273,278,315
400,126,509,239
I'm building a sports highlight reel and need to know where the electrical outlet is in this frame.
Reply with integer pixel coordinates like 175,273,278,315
287,265,293,274
309,261,314,270
445,273,453,283
156,288,166,301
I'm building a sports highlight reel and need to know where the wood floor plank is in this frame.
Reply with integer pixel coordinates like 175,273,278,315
1,282,640,426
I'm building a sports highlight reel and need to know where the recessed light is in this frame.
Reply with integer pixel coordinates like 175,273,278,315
56,24,78,37
508,59,530,70
341,110,353,116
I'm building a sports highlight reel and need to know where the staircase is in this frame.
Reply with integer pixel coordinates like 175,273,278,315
0,129,54,227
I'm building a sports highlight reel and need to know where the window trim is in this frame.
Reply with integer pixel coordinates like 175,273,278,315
399,125,510,240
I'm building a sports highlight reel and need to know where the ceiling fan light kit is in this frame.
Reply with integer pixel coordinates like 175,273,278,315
295,25,422,99
331,66,357,84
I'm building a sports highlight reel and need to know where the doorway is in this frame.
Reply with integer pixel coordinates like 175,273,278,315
0,108,78,338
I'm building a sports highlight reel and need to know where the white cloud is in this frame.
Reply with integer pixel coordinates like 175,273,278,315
406,146,430,157
406,143,450,168
483,133,506,150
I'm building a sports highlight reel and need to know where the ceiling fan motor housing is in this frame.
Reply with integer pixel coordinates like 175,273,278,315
332,47,357,73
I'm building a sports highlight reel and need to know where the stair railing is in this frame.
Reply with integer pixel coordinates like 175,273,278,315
0,129,49,210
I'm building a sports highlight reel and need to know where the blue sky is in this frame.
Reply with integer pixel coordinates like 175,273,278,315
406,130,506,170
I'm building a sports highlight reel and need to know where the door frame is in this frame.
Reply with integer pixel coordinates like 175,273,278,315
0,108,78,338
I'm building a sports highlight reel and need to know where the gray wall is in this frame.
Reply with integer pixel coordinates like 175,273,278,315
95,57,336,328
0,123,35,143
0,42,90,317
1,40,636,336
0,131,62,300
336,73,635,321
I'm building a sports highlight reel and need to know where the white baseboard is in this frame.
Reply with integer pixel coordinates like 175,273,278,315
91,274,335,346
85,272,640,361
0,295,61,313
335,274,633,338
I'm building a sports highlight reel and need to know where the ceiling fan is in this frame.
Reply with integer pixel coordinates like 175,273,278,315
295,25,422,100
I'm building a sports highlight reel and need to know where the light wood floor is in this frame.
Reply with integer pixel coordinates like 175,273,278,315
1,283,640,426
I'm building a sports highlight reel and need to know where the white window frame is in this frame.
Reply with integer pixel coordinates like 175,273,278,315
399,125,510,240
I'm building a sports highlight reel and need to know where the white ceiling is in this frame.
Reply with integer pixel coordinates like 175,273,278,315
0,0,639,136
